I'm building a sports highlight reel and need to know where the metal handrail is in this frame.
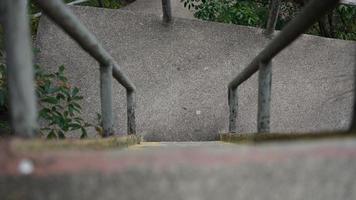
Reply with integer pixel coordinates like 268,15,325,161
2,0,136,137
228,0,340,133
35,0,136,137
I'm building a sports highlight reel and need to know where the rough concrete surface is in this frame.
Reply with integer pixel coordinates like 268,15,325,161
122,0,195,19
1,139,356,200
35,5,356,141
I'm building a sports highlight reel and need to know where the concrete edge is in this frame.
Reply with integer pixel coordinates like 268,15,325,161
219,132,356,144
9,135,141,151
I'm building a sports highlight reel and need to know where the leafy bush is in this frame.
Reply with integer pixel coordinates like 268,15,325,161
182,0,268,27
36,65,91,139
181,0,356,41
0,62,91,139
335,5,356,40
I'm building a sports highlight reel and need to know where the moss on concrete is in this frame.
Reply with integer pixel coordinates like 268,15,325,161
220,132,356,144
11,135,141,151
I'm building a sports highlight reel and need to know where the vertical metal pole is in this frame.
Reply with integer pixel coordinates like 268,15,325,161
228,87,238,133
127,90,136,135
162,0,172,23
3,0,37,137
257,61,272,133
100,64,114,137
265,0,281,37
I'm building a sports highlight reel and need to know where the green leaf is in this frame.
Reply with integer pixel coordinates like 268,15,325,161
72,96,83,101
56,93,66,100
33,47,40,55
72,87,79,97
69,123,82,131
59,75,68,82
48,86,60,94
39,108,51,119
72,102,82,109
59,65,65,73
41,96,58,104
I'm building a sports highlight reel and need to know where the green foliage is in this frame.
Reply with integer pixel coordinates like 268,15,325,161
181,0,356,41
182,0,268,27
79,0,122,9
0,62,91,139
36,65,91,139
335,5,356,40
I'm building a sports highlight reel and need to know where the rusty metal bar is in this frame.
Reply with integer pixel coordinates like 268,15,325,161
34,0,137,136
162,0,172,23
264,0,281,37
3,0,38,137
257,61,272,133
228,0,340,133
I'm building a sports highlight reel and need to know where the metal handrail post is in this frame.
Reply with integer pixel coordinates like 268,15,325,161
127,90,136,135
265,0,281,37
228,88,238,133
257,61,272,133
3,0,38,137
100,64,114,137
228,0,340,133
162,0,172,23
35,0,137,136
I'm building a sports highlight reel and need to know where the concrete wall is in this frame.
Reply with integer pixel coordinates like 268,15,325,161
35,6,356,141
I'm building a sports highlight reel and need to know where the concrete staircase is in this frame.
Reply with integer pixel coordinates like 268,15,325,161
2,1,356,199
35,1,356,141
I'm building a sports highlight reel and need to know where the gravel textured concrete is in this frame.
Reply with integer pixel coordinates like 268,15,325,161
1,139,356,200
35,6,356,141
122,0,195,19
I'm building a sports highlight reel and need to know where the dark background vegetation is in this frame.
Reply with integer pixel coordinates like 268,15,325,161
182,0,356,41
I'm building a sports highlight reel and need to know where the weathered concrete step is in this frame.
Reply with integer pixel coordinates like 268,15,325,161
1,139,356,200
35,6,356,141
